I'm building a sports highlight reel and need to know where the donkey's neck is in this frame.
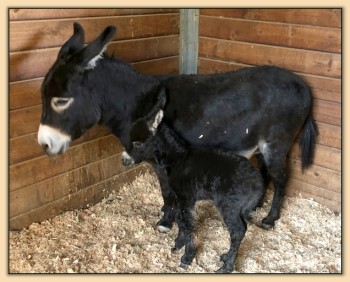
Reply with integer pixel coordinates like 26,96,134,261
86,57,161,146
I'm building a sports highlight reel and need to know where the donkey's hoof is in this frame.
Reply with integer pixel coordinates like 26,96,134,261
261,222,274,230
261,217,275,230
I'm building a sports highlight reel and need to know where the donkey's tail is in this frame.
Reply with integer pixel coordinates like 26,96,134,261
299,114,318,171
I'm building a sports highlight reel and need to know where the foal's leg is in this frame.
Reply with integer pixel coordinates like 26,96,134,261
173,199,196,269
152,164,176,232
217,205,247,273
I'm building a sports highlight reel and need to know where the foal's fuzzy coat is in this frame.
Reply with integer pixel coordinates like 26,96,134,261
122,110,265,273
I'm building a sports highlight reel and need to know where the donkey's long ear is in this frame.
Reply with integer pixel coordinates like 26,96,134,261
57,23,85,62
71,25,116,70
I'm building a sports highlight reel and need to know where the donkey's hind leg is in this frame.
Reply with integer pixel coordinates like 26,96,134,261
255,153,270,207
259,142,290,229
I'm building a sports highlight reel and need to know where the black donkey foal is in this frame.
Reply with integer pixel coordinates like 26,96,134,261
121,109,265,273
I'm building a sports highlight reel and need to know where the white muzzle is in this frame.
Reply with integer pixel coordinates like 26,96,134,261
37,124,71,156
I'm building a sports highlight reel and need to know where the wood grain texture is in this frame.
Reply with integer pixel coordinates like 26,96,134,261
10,165,149,230
197,58,341,103
10,14,180,52
10,135,123,192
10,36,179,82
200,16,340,53
288,159,340,194
9,105,41,138
10,153,129,217
313,99,341,126
10,78,42,110
199,37,341,78
107,36,179,64
9,125,111,165
289,143,341,172
9,8,179,21
313,122,340,149
133,56,179,75
200,9,341,28
286,179,340,214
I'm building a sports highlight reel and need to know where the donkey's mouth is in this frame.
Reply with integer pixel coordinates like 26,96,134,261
38,124,71,157
42,142,69,157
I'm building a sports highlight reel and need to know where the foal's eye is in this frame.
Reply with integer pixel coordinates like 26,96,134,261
132,141,143,148
51,97,74,113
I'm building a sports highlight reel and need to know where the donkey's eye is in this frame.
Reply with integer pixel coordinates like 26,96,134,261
51,97,74,113
55,99,68,106
132,141,143,148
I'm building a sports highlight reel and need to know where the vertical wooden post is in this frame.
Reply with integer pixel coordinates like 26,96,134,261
179,9,199,74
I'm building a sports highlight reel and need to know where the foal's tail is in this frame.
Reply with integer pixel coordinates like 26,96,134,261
299,113,318,171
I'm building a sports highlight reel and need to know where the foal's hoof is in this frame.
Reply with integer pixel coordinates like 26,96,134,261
218,254,233,273
157,225,171,233
216,267,232,273
171,246,180,253
156,219,172,233
179,262,189,269
220,253,228,263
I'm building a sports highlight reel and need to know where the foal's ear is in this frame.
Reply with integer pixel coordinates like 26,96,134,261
147,110,164,134
145,87,166,134
71,25,116,70
57,23,85,62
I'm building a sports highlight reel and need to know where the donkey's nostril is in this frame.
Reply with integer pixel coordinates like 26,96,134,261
41,143,49,152
41,141,51,153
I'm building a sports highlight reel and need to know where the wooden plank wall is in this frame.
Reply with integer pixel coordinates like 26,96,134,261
198,9,341,213
9,9,180,230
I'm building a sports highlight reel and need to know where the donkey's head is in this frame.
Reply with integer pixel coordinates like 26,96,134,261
38,23,116,156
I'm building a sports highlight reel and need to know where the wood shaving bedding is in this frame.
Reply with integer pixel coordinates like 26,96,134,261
9,171,341,273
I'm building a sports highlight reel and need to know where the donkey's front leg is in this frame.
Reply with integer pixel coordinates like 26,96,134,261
152,163,176,233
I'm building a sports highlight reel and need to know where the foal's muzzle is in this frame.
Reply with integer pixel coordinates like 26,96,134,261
121,151,135,166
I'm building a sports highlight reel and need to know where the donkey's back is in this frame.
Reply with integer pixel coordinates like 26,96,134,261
161,66,312,156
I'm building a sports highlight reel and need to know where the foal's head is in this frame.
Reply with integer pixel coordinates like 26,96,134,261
121,93,166,166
